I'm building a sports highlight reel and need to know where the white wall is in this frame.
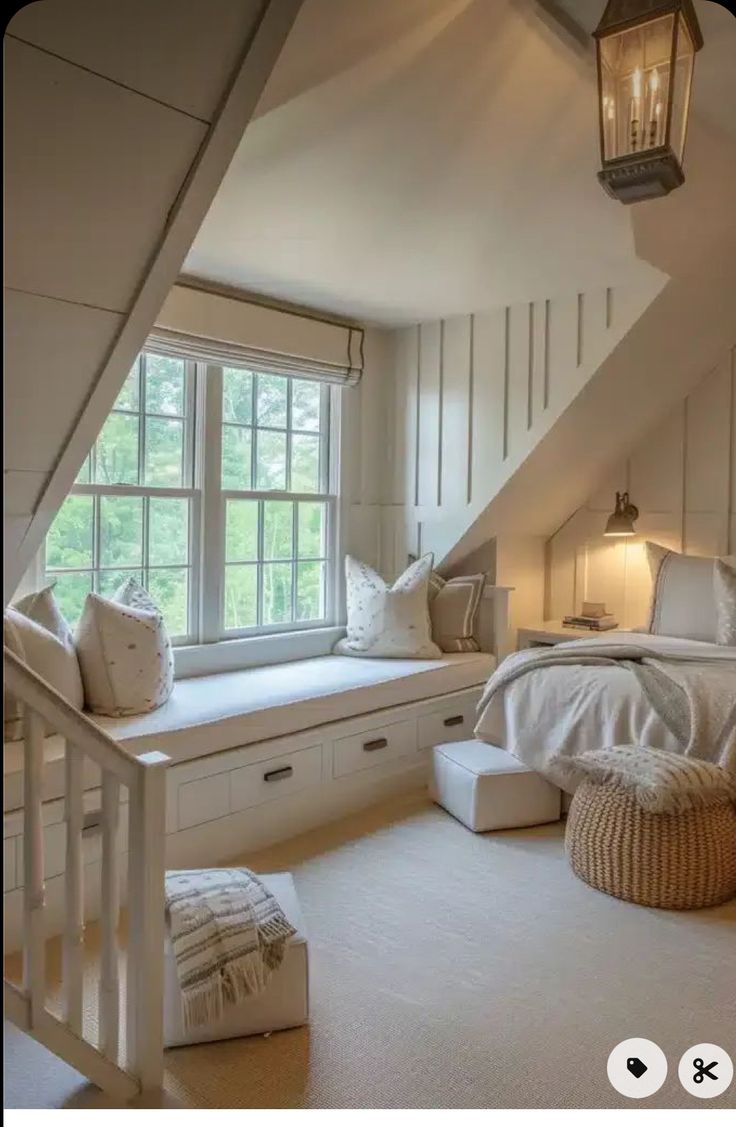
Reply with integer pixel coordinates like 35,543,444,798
3,0,303,604
378,266,665,583
547,345,736,626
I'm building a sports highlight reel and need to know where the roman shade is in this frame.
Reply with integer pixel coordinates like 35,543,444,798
150,283,364,385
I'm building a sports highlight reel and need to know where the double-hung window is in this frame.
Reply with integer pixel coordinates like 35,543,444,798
43,350,337,648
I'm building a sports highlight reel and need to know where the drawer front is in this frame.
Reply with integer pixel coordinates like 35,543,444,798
179,772,230,831
417,693,480,750
332,719,416,779
230,744,323,813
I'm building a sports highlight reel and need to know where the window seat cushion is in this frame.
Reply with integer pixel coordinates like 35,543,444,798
3,652,494,812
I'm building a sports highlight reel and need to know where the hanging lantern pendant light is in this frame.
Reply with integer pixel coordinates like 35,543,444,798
593,0,703,204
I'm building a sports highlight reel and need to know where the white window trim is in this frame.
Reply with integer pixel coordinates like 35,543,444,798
39,360,347,678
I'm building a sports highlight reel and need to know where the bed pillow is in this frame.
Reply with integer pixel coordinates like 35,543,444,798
428,572,485,652
4,603,84,740
75,579,174,716
714,559,736,646
334,554,441,659
646,543,736,642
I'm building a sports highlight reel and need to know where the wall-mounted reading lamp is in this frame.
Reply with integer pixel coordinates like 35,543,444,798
604,491,639,537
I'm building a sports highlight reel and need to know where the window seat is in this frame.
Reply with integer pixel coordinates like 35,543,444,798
3,652,494,813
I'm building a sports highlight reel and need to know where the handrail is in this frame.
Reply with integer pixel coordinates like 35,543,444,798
3,644,169,1098
4,647,141,786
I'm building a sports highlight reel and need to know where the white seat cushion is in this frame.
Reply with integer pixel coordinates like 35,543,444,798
431,739,560,832
163,871,308,1046
3,652,495,810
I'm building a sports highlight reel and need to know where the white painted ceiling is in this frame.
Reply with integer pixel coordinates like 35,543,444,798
185,0,736,326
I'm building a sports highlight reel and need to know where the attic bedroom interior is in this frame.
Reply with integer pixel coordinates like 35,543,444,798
3,0,735,1115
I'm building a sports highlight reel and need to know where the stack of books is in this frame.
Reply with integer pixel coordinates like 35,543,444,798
563,612,619,631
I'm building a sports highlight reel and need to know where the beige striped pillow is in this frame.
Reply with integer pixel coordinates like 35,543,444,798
428,573,485,653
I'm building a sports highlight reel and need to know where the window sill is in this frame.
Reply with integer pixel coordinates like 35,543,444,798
173,626,345,680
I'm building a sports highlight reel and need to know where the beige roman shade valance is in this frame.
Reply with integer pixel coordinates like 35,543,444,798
149,284,364,386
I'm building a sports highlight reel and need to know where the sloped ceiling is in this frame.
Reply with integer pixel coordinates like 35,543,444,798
184,0,736,325
4,0,303,603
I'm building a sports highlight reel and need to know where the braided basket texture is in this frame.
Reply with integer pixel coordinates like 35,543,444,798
565,780,736,910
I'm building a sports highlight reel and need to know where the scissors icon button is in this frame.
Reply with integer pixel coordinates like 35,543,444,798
679,1044,733,1098
693,1058,718,1083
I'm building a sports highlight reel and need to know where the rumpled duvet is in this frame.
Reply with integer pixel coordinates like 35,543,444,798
474,632,736,791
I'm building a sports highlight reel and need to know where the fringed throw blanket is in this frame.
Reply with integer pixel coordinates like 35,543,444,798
165,868,296,1030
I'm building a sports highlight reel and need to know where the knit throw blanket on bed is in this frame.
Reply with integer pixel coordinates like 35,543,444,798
475,635,736,773
165,868,296,1030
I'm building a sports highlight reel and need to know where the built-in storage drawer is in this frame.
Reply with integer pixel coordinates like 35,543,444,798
332,719,416,779
178,771,230,831
230,744,323,813
417,691,480,750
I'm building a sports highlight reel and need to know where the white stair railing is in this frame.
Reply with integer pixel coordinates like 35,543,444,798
3,647,169,1101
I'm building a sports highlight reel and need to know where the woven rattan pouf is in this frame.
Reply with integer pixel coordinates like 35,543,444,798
565,751,736,910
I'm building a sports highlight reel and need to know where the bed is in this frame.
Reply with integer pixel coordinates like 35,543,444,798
474,630,736,793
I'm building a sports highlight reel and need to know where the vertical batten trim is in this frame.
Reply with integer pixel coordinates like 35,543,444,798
728,346,735,554
502,306,510,461
681,397,689,551
413,325,421,507
605,286,613,330
527,302,535,430
543,298,551,409
576,292,584,367
437,320,445,507
467,313,475,504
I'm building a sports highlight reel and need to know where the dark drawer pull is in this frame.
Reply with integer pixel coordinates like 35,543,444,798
363,737,388,752
263,765,293,783
443,715,464,728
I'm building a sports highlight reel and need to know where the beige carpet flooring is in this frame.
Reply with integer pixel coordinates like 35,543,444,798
5,790,735,1109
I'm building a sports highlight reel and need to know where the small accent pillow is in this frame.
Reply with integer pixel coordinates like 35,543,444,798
75,578,174,716
646,542,736,643
334,554,441,659
714,559,736,646
4,597,84,740
428,572,485,652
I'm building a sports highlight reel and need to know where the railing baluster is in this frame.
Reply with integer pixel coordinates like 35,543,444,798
62,741,84,1035
126,751,168,1093
23,709,46,1027
99,771,121,1061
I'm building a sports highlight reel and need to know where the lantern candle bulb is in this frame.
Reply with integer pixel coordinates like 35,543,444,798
630,67,642,150
648,68,660,146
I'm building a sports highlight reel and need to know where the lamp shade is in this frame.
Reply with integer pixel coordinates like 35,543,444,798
604,491,639,536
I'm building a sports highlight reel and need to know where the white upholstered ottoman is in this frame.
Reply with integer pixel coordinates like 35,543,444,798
163,871,309,1047
431,740,561,832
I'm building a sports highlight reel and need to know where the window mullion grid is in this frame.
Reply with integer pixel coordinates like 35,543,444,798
286,377,293,493
142,495,150,592
257,499,264,628
139,353,147,488
292,498,299,624
93,493,101,593
250,374,258,490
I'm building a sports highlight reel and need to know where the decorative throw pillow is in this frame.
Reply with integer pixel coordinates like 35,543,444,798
646,542,736,643
714,559,736,646
333,554,441,659
14,583,76,649
3,601,84,740
75,579,174,716
428,572,485,652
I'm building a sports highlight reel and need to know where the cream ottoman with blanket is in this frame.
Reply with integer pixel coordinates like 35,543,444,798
430,739,561,831
163,871,309,1047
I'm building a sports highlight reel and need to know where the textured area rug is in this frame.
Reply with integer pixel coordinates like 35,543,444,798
5,791,735,1109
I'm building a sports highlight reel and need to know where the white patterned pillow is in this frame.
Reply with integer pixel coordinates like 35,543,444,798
334,554,441,659
646,543,736,643
75,579,174,716
714,559,736,646
4,595,84,739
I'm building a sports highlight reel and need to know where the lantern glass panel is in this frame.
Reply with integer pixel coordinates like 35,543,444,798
669,14,695,161
599,14,674,161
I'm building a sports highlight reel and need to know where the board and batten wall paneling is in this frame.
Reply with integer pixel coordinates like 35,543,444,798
546,345,736,625
383,272,663,581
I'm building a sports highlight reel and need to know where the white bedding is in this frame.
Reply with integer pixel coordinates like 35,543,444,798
474,632,736,792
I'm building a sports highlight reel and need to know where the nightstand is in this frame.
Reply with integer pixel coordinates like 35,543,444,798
516,621,619,649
